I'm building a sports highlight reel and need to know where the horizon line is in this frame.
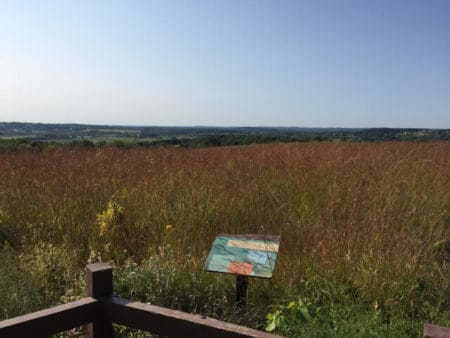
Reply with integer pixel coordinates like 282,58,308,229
1,121,449,130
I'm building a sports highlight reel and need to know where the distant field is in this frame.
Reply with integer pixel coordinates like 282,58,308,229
0,142,449,336
1,122,449,146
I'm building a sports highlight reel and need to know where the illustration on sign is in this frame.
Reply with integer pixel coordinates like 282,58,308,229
204,234,280,278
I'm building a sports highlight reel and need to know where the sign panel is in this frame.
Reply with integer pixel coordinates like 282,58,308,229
204,234,280,278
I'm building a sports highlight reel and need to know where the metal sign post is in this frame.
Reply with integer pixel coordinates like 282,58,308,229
204,234,280,308
236,275,248,307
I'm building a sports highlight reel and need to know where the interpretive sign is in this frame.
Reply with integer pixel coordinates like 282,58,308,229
204,234,280,279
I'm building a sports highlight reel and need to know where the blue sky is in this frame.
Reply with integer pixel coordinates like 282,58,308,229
1,0,449,128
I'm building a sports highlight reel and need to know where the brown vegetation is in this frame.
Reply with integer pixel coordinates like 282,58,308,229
0,142,449,334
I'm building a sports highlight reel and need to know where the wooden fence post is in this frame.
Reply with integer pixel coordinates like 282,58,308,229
86,263,113,338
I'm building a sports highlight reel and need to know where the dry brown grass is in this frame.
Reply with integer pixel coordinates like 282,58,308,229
0,142,449,328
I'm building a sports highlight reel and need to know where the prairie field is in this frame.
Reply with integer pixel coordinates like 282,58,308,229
0,142,449,336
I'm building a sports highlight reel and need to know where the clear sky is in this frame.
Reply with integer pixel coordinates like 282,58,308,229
1,0,449,128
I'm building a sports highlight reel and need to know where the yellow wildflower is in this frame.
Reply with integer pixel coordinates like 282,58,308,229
97,201,124,237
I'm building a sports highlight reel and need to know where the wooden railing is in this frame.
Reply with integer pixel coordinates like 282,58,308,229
0,263,283,338
1,263,448,337
423,323,450,338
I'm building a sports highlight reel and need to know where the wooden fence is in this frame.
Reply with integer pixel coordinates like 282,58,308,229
0,263,448,337
0,263,282,338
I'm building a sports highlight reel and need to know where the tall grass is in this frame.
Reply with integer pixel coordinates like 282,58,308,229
0,142,449,336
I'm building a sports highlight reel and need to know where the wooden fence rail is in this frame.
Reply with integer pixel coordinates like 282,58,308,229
1,263,448,337
0,263,283,338
423,323,450,338
0,298,99,338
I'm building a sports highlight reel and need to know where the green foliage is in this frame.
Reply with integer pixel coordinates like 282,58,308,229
265,292,422,337
0,242,84,319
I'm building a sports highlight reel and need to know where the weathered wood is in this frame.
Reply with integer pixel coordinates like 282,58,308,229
86,263,114,338
86,263,113,298
0,297,99,338
103,296,283,338
423,323,450,338
1,263,284,338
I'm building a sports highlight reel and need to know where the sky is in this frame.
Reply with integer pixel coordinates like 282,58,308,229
1,0,449,128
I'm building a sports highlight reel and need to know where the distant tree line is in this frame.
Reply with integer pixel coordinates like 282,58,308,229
0,127,449,152
0,122,449,152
